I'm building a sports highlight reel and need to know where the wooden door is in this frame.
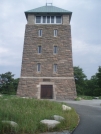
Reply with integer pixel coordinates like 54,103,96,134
41,85,53,99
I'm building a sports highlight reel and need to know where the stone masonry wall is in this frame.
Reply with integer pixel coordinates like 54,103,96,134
17,78,77,99
20,24,73,77
28,14,35,25
63,15,69,25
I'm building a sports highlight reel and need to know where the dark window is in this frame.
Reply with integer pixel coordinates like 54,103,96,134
54,29,57,37
38,46,41,53
56,16,61,23
53,64,57,72
37,63,41,72
43,16,46,23
51,16,54,23
38,29,42,37
47,16,50,23
36,16,41,23
54,46,58,54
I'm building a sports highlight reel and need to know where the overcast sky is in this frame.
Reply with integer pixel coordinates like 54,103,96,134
0,0,101,79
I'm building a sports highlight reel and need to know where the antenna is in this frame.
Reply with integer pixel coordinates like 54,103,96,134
46,3,53,6
46,0,53,6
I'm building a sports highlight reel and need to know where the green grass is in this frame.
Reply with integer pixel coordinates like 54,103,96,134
75,95,93,100
79,95,93,100
99,96,101,99
75,95,101,100
0,95,78,134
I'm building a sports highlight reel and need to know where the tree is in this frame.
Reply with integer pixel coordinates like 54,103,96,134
74,66,87,95
85,75,99,96
96,66,101,88
93,66,101,96
0,72,19,94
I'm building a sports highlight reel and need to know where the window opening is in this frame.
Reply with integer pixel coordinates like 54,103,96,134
56,16,61,23
51,16,54,23
38,46,41,53
36,16,62,24
53,64,57,72
54,46,58,54
47,16,50,23
43,16,46,23
54,29,57,37
36,16,41,23
37,63,41,72
38,29,42,37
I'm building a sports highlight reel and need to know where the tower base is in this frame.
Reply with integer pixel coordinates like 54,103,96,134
17,77,77,100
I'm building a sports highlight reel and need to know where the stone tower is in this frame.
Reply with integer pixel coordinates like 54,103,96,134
17,4,77,99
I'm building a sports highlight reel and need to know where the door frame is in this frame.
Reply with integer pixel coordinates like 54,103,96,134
37,82,56,99
41,85,53,99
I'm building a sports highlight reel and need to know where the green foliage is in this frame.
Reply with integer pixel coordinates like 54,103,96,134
96,66,101,88
0,72,19,95
0,96,78,134
74,66,87,95
77,95,93,100
74,66,101,96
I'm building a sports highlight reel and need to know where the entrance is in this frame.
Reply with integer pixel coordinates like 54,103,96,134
41,85,53,99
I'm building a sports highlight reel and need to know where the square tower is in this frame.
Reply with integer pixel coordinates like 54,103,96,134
17,4,77,99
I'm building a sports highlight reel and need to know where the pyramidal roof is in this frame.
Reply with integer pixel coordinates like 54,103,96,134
25,5,72,14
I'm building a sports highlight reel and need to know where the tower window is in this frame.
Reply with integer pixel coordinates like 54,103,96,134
47,16,50,23
43,16,46,23
36,16,41,23
38,46,41,53
51,16,54,23
37,63,41,72
56,16,61,23
53,46,58,54
53,64,57,73
54,30,57,37
36,16,62,24
38,29,42,37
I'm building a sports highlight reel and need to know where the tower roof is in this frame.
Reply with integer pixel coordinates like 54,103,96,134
25,5,72,14
25,5,72,21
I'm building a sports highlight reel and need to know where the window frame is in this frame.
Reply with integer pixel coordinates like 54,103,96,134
54,29,58,37
53,64,57,73
53,46,58,54
47,16,50,23
51,16,54,23
38,46,42,54
38,29,42,37
36,16,41,23
43,16,46,23
37,63,41,72
56,16,62,23
36,16,62,24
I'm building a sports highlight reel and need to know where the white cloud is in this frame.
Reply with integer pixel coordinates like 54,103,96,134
0,2,12,19
0,45,22,66
73,39,101,55
72,39,101,78
0,47,8,54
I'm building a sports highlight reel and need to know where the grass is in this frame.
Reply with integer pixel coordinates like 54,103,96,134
99,96,101,99
75,95,101,100
0,95,78,134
